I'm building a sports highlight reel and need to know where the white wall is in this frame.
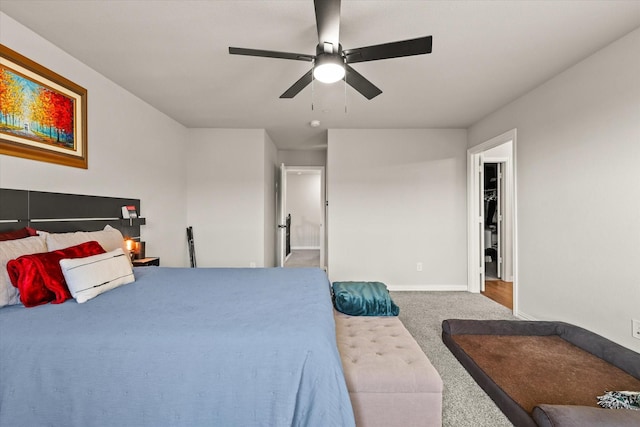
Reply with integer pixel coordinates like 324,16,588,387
483,142,512,159
0,13,189,267
186,129,276,267
328,129,468,290
468,29,640,351
278,149,326,167
286,172,322,249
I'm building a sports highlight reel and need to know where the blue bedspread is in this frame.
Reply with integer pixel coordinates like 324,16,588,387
0,267,354,427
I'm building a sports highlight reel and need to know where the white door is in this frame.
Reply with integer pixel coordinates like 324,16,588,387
319,169,326,270
496,163,503,279
276,163,287,267
478,155,486,291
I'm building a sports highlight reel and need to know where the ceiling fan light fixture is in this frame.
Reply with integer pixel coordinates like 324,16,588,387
313,53,345,84
229,0,432,99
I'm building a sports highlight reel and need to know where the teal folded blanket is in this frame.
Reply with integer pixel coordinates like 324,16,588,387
332,281,399,316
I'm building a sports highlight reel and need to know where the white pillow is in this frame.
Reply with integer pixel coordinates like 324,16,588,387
0,235,48,307
60,248,135,303
45,225,131,264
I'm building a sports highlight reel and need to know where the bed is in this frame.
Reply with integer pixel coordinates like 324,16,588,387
0,189,355,426
0,266,355,426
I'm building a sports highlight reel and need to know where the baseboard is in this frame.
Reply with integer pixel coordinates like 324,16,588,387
387,284,468,292
290,246,320,250
516,311,538,321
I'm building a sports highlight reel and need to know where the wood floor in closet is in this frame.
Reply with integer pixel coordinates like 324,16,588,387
482,280,513,310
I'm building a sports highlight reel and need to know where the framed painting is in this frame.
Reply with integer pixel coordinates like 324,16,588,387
0,44,87,169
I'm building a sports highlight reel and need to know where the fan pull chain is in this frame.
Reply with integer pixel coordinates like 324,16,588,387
311,63,315,111
344,74,347,114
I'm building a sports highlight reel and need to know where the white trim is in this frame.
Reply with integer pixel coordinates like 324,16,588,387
290,246,321,250
387,284,468,292
517,311,538,321
467,129,519,316
277,163,287,267
286,167,322,174
467,149,484,293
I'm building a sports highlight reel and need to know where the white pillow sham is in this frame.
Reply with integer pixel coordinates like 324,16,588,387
45,225,131,264
0,235,47,307
60,248,135,303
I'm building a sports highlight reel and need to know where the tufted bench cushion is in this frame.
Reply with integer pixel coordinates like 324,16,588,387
335,311,443,427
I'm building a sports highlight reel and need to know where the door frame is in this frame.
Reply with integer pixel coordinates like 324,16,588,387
279,165,326,269
467,129,519,314
277,163,287,267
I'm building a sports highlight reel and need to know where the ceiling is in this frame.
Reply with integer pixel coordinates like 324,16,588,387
1,1,639,150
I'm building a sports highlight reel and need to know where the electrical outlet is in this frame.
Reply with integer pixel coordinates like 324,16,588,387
416,262,423,272
249,262,256,268
633,319,640,340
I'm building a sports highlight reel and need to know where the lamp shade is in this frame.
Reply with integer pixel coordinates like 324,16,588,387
313,54,345,84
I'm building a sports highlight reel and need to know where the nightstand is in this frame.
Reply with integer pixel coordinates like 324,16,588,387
132,257,160,267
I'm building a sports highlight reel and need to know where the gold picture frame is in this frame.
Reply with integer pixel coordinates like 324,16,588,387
0,44,87,169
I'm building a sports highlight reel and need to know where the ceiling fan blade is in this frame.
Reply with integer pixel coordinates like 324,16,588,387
280,69,314,98
314,0,341,51
343,36,432,64
229,47,314,62
345,65,382,100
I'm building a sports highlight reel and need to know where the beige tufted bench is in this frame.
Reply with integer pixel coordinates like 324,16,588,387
335,311,443,427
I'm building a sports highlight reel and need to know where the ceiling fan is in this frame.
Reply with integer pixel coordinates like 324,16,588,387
229,0,432,100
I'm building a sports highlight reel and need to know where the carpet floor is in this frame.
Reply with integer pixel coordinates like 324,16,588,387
284,249,320,268
390,291,517,427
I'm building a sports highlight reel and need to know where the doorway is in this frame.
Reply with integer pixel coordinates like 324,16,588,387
483,162,503,281
467,129,517,313
276,165,326,269
483,161,513,309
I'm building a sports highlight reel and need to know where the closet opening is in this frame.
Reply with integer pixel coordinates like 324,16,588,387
484,162,501,280
467,129,517,314
482,161,513,310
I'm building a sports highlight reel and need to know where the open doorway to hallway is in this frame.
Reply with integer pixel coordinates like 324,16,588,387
281,167,325,269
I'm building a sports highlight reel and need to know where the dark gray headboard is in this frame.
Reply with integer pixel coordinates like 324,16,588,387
0,188,145,238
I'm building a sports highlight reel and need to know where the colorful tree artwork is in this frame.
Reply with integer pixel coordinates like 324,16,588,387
0,45,86,169
0,65,75,148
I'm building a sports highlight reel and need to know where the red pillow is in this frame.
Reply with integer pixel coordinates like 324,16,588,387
6,240,106,307
0,227,38,241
